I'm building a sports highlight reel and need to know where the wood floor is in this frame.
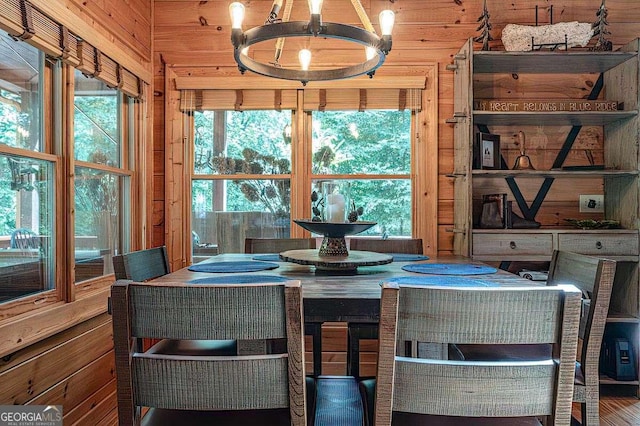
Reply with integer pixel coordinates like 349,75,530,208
575,386,640,425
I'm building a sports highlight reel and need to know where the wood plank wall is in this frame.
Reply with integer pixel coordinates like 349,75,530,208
0,0,151,422
152,0,640,255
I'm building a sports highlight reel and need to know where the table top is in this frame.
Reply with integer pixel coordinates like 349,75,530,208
152,254,537,323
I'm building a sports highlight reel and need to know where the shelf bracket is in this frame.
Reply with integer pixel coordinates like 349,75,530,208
446,111,467,123
475,73,605,221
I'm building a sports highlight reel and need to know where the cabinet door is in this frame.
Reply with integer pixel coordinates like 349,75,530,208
452,38,473,255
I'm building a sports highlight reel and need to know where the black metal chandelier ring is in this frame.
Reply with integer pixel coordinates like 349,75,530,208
232,21,392,84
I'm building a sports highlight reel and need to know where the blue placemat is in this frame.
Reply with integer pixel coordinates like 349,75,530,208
252,254,282,262
402,263,498,275
387,276,498,287
389,253,429,262
188,261,279,273
188,275,289,284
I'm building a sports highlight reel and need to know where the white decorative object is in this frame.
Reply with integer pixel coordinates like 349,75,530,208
501,22,594,51
322,181,349,223
327,193,346,223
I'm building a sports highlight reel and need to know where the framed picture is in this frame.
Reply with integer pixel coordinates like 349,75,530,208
474,132,501,170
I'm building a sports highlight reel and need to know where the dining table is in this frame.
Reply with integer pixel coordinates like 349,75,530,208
151,252,538,325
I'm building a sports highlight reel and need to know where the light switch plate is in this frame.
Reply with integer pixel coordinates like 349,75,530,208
580,194,604,213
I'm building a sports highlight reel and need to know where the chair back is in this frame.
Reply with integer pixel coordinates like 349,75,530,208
349,238,423,254
374,283,582,425
112,246,170,281
245,238,316,254
111,279,307,426
547,250,616,352
10,228,39,249
547,250,616,406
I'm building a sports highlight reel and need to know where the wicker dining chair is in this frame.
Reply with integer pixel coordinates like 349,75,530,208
112,246,171,282
456,251,616,426
112,245,237,356
245,237,323,378
349,238,423,254
111,279,311,426
548,251,616,426
347,238,424,378
361,282,582,425
244,237,316,254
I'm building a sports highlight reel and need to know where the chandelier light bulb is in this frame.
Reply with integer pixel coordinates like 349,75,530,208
379,10,395,36
365,46,376,61
308,0,324,15
229,2,245,29
299,49,312,71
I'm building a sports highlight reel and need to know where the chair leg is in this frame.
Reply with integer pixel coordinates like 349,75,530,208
582,399,600,426
305,323,323,377
347,323,378,379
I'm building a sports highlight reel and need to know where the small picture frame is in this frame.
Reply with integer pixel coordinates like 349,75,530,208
474,132,501,170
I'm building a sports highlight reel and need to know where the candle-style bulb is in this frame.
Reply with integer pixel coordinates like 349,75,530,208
308,0,323,15
379,10,395,36
229,2,245,29
365,46,376,61
299,49,311,71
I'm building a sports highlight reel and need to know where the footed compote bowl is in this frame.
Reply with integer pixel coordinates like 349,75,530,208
293,219,376,256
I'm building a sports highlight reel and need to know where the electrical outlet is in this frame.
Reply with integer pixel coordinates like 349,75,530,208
579,195,604,213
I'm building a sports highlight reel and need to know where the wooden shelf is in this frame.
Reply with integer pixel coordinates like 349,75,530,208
606,312,640,324
472,169,639,178
473,51,635,74
599,376,640,385
473,110,637,126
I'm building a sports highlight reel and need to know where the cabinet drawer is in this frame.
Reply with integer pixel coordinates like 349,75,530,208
473,233,553,256
558,233,639,256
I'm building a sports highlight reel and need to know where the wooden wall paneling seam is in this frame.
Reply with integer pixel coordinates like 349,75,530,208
163,65,185,270
65,382,117,425
0,320,114,404
0,313,111,373
0,287,110,358
26,350,115,409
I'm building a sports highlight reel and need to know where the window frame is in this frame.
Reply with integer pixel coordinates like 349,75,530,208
182,81,434,258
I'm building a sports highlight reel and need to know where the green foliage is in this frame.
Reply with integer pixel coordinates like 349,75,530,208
194,110,292,216
192,109,412,237
74,94,118,164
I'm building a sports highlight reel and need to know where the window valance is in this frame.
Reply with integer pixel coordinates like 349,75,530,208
177,76,425,112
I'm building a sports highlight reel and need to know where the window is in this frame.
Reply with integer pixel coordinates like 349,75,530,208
311,110,411,237
73,70,131,283
0,33,43,152
192,110,293,256
0,34,139,311
186,89,418,254
0,34,54,303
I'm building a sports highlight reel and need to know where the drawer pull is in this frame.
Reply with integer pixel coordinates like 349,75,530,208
510,241,517,249
596,241,603,250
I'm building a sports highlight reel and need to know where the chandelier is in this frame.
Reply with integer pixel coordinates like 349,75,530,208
229,0,395,85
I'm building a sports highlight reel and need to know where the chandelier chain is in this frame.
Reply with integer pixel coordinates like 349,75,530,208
274,0,294,64
350,0,375,33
